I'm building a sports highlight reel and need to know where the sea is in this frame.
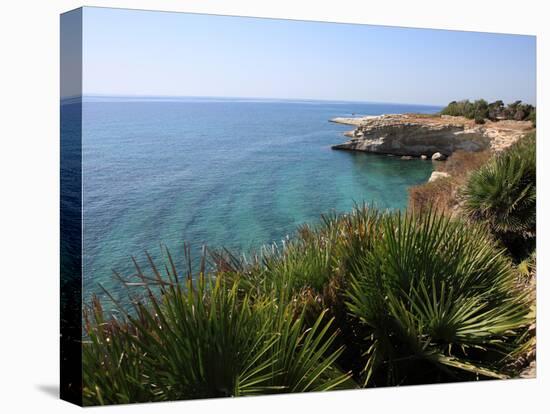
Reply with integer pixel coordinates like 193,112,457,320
67,97,440,302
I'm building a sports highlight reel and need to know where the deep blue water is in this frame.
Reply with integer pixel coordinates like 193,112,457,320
80,98,439,301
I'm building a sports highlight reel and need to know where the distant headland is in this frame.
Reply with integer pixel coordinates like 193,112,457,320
330,99,536,159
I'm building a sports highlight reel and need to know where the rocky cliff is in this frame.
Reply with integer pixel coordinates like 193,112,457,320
331,114,533,157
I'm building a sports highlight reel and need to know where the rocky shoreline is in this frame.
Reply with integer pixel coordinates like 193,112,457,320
330,113,533,158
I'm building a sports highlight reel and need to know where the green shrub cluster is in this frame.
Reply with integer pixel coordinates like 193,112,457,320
83,206,533,405
462,133,536,259
83,266,354,405
441,99,535,125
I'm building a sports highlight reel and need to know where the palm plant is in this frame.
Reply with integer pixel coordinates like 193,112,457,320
345,210,533,386
461,133,536,256
82,247,352,406
215,207,379,300
83,297,153,405
84,201,534,402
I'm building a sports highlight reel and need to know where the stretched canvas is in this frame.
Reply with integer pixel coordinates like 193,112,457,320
60,6,537,406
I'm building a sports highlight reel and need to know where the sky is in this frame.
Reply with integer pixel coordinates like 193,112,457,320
79,7,536,106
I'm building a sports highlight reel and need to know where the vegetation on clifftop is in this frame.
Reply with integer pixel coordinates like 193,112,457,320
462,133,536,258
441,99,536,126
409,131,535,260
409,150,492,213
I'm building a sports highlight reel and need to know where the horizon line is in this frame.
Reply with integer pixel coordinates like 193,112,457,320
62,94,452,107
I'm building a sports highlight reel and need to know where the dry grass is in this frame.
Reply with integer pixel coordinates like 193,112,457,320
408,150,492,214
408,177,456,214
404,112,441,118
436,150,492,176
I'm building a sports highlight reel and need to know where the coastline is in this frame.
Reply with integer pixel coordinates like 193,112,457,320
330,113,534,157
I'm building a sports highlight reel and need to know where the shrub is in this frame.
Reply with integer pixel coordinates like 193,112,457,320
262,226,338,293
82,259,352,405
528,108,536,127
83,204,534,400
488,100,504,121
441,99,535,123
461,133,536,257
441,99,488,120
408,176,456,214
473,99,489,119
408,150,491,214
345,210,532,386
437,150,492,176
218,206,533,385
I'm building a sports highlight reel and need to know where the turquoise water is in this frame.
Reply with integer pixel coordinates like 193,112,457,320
82,97,438,301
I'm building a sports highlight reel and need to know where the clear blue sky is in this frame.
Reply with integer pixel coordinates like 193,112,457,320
81,7,536,106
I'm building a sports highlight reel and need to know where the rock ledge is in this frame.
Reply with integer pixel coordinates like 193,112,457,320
331,114,533,157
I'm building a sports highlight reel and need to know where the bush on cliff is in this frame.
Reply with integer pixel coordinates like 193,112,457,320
83,205,533,403
345,210,531,386
441,99,535,123
408,176,456,214
441,99,488,120
528,108,536,127
83,268,352,405
408,150,492,214
462,133,536,258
